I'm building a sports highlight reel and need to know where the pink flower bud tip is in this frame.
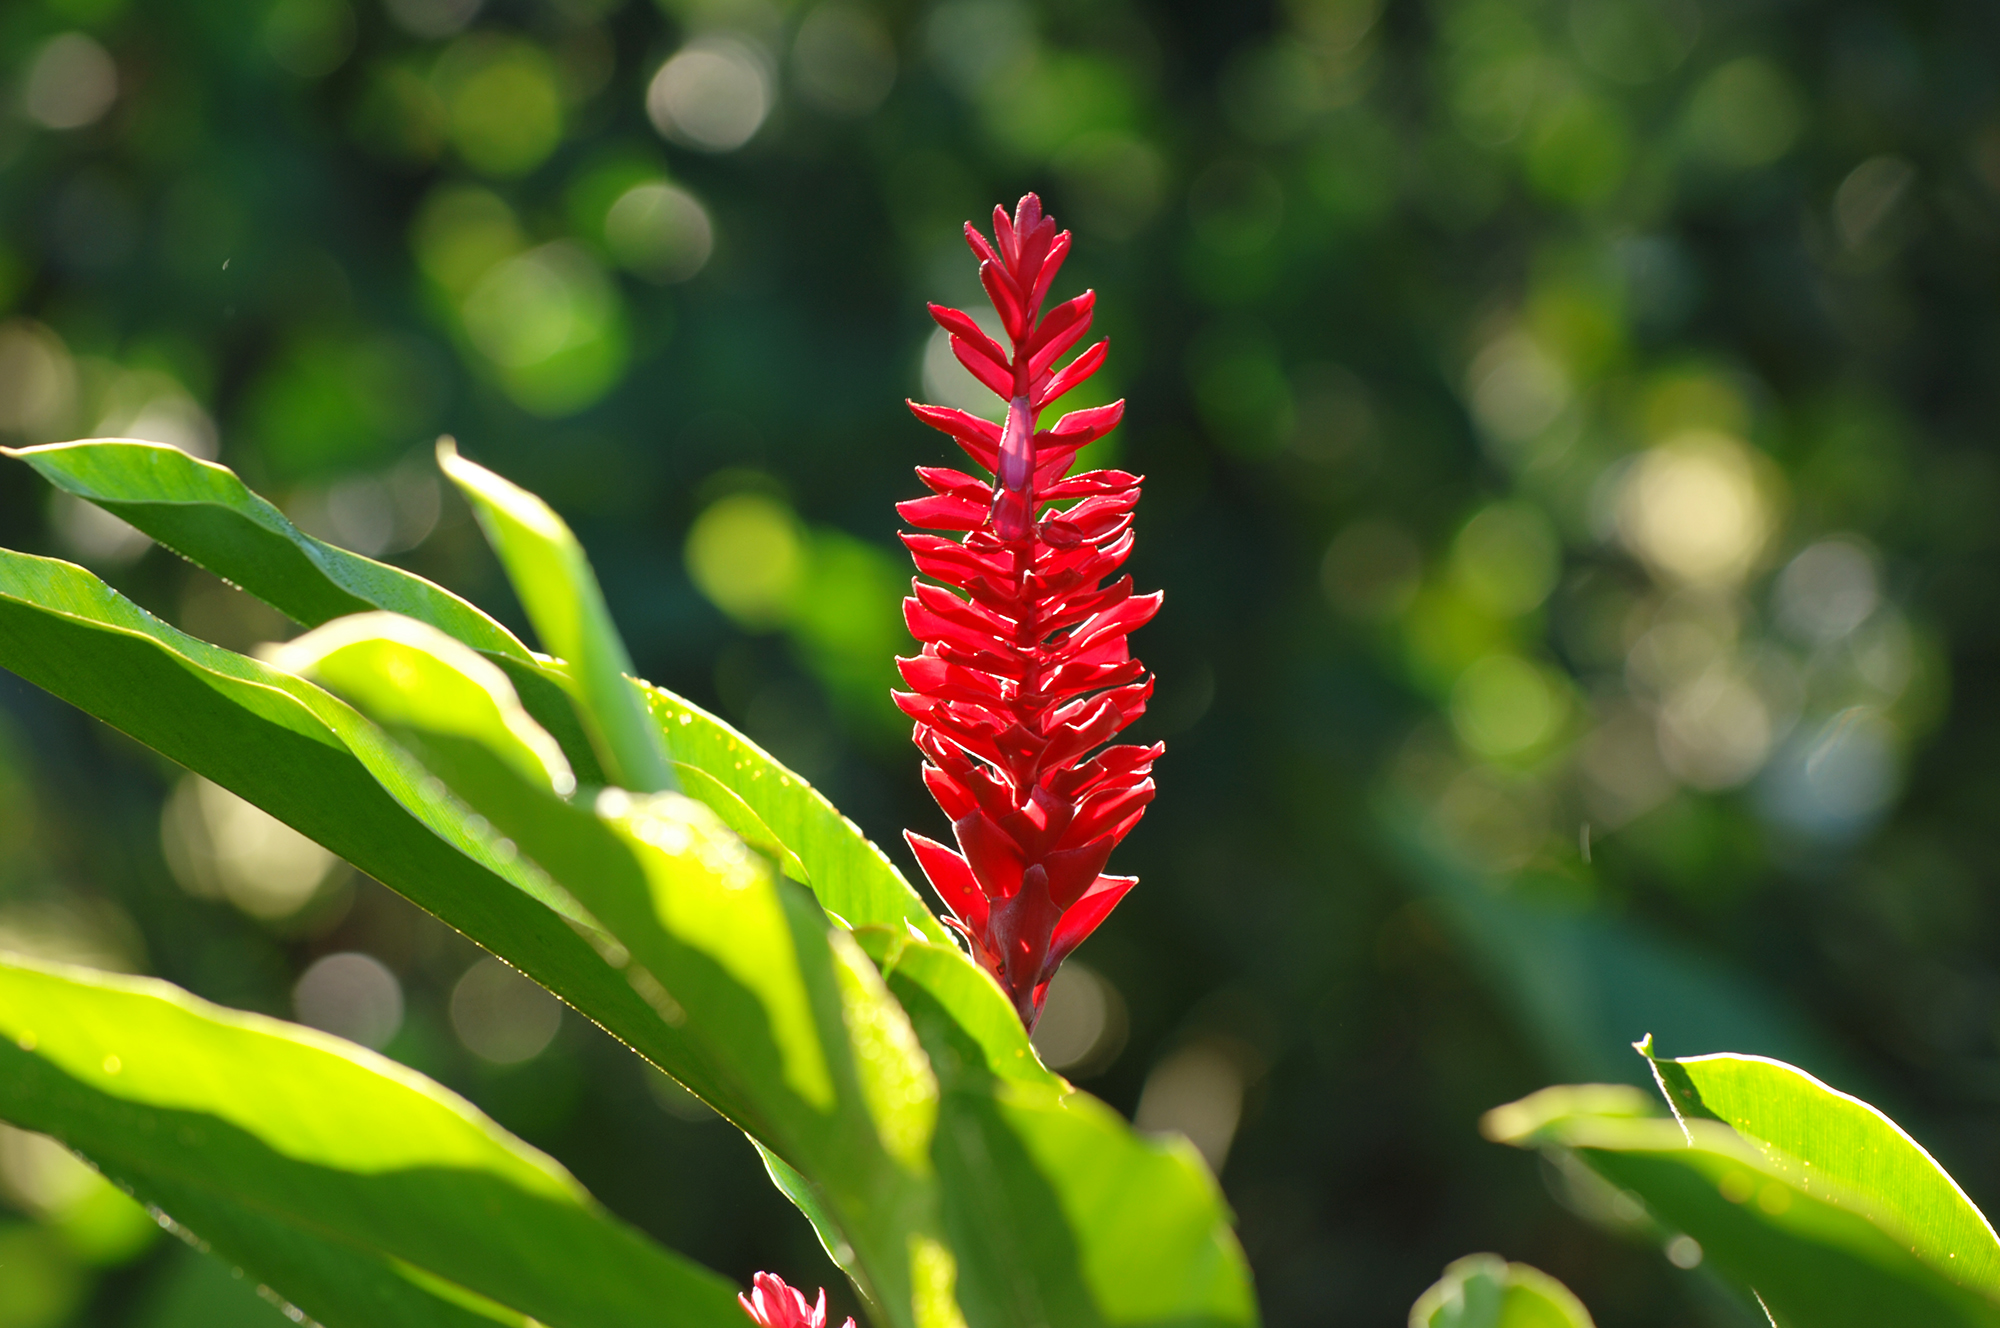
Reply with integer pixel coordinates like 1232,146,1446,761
900,194,1160,1030
738,1272,855,1328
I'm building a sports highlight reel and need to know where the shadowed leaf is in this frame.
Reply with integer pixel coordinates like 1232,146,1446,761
0,955,742,1328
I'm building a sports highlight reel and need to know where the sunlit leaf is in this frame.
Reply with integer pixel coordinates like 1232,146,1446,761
2,437,607,781
271,612,576,795
856,927,1257,1328
1408,1253,1595,1328
277,613,944,1328
4,440,531,661
438,441,675,794
1,455,1258,1328
642,686,950,944
1640,1039,2000,1299
0,955,742,1328
292,614,1255,1328
9,441,939,941
0,544,747,1123
1485,1084,2000,1326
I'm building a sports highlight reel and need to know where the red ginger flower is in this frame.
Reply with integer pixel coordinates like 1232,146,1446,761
739,1273,854,1328
898,193,1161,1030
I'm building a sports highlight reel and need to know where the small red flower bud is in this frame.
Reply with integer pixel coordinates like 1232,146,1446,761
739,1272,854,1328
901,194,1160,1030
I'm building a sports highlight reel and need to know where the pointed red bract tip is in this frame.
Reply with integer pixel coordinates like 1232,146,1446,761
739,1273,855,1328
899,194,1158,1030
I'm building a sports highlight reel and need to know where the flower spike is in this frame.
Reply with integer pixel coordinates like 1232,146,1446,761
901,193,1160,1030
739,1273,855,1328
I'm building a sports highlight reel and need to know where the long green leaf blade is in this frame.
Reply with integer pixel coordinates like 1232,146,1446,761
273,612,578,794
438,442,675,794
641,685,949,944
277,616,943,1328
4,439,533,660
0,955,741,1328
7,442,935,940
1,438,611,781
0,546,748,1124
1,444,1257,1328
287,615,1256,1328
1486,1086,2000,1326
1641,1041,2000,1298
858,928,1257,1328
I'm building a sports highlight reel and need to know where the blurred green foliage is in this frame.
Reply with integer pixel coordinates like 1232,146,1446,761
2,0,1999,1323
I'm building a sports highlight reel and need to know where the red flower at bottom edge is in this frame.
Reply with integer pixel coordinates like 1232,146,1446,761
739,1272,855,1328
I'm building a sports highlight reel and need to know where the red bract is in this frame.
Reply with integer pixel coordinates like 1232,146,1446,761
739,1273,854,1328
899,193,1161,1030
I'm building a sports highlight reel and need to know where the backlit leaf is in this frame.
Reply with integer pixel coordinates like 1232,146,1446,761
1640,1040,2000,1299
0,545,747,1123
291,614,1254,1328
438,441,676,794
857,926,1256,1328
8,441,938,942
0,955,742,1328
1408,1253,1595,1328
4,440,531,661
1486,1083,2000,1326
0,455,1259,1328
278,614,944,1328
642,685,950,944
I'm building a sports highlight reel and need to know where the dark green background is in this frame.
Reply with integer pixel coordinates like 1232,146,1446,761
2,0,1998,1323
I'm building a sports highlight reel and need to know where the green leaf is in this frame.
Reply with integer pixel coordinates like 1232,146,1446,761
640,686,950,945
135,1244,296,1328
675,762,811,883
1639,1040,2000,1299
286,615,1255,1328
1,452,1257,1328
946,1086,1254,1328
0,544,934,1328
437,441,676,794
851,928,1052,1090
1408,1254,1595,1328
5,441,937,942
276,615,944,1328
1,438,608,785
0,545,748,1125
0,954,742,1328
270,612,577,795
1485,1085,2000,1326
756,1142,863,1291
860,928,1257,1328
4,440,533,662
273,617,889,1145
